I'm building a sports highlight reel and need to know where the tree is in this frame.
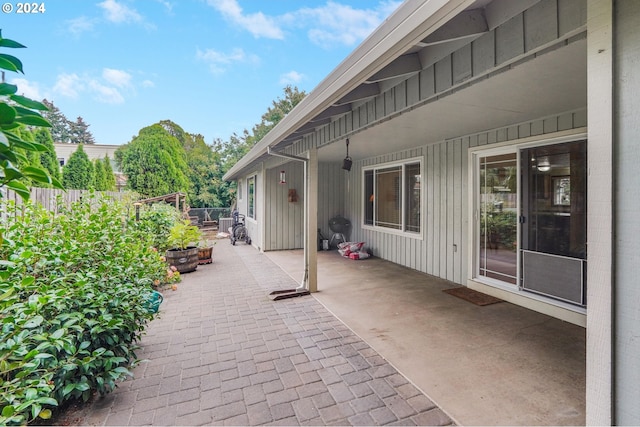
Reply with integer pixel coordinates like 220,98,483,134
251,85,306,143
62,144,94,189
209,85,307,207
92,157,106,190
1,31,63,201
33,128,61,181
69,116,95,144
116,124,190,198
157,120,219,208
102,155,116,191
41,99,71,143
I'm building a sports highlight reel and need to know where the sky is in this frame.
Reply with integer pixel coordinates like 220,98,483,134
1,0,401,146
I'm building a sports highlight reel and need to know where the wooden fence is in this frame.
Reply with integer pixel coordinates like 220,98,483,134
1,187,134,212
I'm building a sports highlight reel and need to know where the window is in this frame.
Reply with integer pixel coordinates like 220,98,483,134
247,176,255,219
237,179,243,201
364,160,421,233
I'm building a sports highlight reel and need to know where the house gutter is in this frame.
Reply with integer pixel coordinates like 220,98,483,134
267,146,311,291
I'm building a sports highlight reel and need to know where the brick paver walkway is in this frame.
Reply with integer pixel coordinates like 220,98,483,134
79,243,454,426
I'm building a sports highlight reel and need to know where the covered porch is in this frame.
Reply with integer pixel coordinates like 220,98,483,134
265,249,586,426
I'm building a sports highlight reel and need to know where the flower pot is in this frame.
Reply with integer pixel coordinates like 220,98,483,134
198,246,213,265
166,247,199,273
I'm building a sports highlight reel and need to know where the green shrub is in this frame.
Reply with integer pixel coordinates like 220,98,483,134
167,219,202,250
0,194,170,425
131,203,181,252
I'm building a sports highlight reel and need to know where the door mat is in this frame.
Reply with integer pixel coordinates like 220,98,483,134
443,287,503,306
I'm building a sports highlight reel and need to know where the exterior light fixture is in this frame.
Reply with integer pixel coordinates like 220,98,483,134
537,158,551,172
279,170,286,184
133,202,142,221
342,138,352,171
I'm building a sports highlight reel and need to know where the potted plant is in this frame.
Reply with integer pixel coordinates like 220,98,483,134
165,219,202,273
198,239,216,265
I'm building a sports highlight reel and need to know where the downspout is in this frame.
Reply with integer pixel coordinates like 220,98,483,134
267,146,309,291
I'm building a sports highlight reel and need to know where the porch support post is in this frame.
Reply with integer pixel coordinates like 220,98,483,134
307,146,318,293
586,0,613,425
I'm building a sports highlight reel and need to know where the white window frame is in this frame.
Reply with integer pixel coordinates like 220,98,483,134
237,178,243,201
362,157,423,239
247,175,256,220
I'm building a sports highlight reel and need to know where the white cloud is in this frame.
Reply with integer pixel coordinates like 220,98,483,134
10,78,44,100
98,0,142,23
291,1,402,48
89,81,125,104
52,70,136,104
141,79,155,88
65,16,97,35
196,47,259,74
279,71,304,86
102,68,132,88
206,0,284,39
53,73,84,99
154,0,174,14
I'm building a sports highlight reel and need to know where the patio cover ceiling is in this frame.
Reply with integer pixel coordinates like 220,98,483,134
224,0,586,179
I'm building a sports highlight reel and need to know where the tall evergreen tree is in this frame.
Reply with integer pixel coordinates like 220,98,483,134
103,155,117,191
33,128,61,181
93,158,107,190
62,144,94,189
41,99,71,143
69,116,96,144
115,124,190,198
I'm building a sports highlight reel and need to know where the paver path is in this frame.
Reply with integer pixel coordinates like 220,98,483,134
79,243,454,426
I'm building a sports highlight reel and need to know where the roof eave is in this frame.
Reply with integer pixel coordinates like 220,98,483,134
223,0,474,182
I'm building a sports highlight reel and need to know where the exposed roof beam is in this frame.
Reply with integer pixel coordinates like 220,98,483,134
418,37,483,70
334,83,380,105
310,104,352,122
484,0,540,30
366,53,422,83
421,9,488,45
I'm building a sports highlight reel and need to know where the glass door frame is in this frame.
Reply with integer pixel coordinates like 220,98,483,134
468,133,589,303
472,145,521,291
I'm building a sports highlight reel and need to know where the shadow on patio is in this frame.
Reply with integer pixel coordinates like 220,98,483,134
265,249,586,426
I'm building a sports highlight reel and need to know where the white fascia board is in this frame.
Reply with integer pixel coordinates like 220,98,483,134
223,0,474,182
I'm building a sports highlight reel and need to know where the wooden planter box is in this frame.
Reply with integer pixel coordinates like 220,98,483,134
198,246,213,265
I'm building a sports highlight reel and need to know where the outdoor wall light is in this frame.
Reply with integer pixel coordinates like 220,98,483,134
279,170,286,184
342,138,352,171
537,158,551,172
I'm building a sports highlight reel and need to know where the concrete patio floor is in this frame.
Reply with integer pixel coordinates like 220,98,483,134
265,249,586,426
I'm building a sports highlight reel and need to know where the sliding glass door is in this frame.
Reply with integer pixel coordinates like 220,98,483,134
475,140,587,307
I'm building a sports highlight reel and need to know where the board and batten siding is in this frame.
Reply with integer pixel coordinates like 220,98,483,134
344,110,586,284
262,161,346,251
264,162,304,251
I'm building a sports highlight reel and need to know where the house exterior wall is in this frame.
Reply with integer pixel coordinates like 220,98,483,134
614,0,640,424
235,169,262,250
343,110,586,285
318,163,347,244
264,161,305,251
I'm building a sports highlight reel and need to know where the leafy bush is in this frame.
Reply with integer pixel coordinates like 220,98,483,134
131,203,181,252
167,219,202,250
0,194,170,425
1,30,64,200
